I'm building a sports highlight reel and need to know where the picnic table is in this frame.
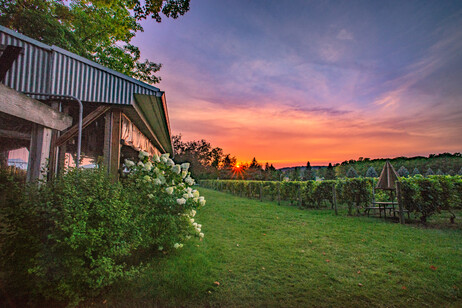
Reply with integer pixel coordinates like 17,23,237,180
365,201,397,218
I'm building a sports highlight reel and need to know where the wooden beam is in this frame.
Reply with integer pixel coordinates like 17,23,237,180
0,129,30,140
54,105,110,147
27,124,52,182
0,83,72,131
109,110,122,180
103,111,112,169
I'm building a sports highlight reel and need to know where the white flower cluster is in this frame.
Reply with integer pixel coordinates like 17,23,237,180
124,151,206,250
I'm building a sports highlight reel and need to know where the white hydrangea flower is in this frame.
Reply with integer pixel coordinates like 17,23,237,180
181,162,190,171
197,224,202,229
182,193,189,199
181,170,188,178
193,197,199,203
174,243,181,249
147,193,154,199
152,154,160,162
137,161,145,167
192,190,200,198
199,232,204,238
176,198,186,205
186,235,191,240
153,178,162,185
143,175,151,182
139,150,149,159
190,209,196,217
172,165,181,174
166,187,174,194
167,158,175,167
144,161,152,171
192,222,198,227
185,176,195,186
186,187,193,194
189,218,194,223
161,156,168,163
161,153,170,159
124,159,135,167
199,196,206,206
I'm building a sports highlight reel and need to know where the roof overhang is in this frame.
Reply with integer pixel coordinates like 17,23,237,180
120,93,173,155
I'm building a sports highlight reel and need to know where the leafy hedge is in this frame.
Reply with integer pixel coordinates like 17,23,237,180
399,175,462,222
200,178,375,215
200,176,462,219
0,153,205,306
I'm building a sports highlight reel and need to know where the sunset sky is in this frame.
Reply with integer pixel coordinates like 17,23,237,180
133,0,462,168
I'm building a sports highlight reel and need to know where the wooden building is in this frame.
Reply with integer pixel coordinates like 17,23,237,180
0,26,173,181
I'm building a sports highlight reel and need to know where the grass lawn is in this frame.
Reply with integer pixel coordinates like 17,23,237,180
102,188,462,307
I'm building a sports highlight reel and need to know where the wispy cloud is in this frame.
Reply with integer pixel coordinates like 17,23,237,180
337,29,354,40
134,0,462,167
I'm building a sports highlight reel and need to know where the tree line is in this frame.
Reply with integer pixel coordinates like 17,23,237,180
173,135,462,181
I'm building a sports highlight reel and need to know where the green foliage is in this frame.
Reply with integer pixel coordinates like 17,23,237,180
325,163,336,180
202,176,462,222
346,167,358,178
336,153,462,178
173,135,282,181
436,169,444,176
0,153,204,305
365,166,378,177
0,0,190,84
1,167,135,304
397,166,410,177
399,176,462,222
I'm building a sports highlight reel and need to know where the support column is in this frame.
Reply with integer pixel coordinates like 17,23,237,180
27,124,52,182
104,109,122,181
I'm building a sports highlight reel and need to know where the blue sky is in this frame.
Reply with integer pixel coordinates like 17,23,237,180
133,0,462,167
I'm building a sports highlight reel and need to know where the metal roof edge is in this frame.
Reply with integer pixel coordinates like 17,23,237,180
51,45,161,93
0,25,161,93
0,25,53,51
129,98,167,153
159,93,173,152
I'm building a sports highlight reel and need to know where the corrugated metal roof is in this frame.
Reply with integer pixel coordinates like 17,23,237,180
1,25,173,154
0,25,161,104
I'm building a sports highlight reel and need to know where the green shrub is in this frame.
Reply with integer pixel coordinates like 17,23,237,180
1,153,205,305
1,167,135,304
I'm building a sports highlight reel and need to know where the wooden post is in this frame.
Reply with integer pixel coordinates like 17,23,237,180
27,124,52,182
260,182,263,202
277,182,281,205
47,101,60,179
332,183,338,215
396,181,405,224
298,185,302,207
107,110,121,181
103,111,112,169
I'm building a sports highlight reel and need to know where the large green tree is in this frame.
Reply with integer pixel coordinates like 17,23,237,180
0,0,190,84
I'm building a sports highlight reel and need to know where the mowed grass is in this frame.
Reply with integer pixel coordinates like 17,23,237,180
102,188,462,307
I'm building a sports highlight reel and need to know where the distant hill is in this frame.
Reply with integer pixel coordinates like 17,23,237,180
334,152,462,177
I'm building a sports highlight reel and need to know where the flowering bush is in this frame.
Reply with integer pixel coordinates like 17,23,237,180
122,151,206,252
0,152,205,306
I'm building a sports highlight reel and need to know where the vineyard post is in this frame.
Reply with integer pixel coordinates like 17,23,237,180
260,182,263,202
278,182,281,205
396,181,405,224
332,183,338,216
